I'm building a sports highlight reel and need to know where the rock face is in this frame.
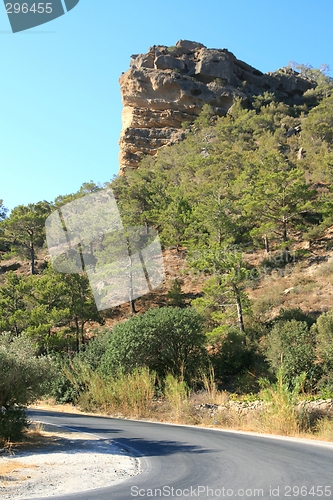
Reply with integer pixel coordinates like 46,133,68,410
119,40,315,173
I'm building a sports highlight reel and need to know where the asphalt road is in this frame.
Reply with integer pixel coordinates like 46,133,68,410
28,409,333,500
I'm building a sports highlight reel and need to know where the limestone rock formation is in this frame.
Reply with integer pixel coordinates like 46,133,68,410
119,40,315,173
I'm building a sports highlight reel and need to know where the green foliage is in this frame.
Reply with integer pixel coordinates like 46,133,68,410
0,407,29,442
190,249,251,333
105,85,333,262
238,152,314,250
100,307,207,382
2,69,333,401
259,369,308,435
164,374,190,418
1,202,51,274
60,273,103,351
264,320,320,389
166,278,186,307
77,333,108,370
194,104,215,128
208,327,252,381
63,361,155,416
0,272,31,336
0,333,53,441
311,311,333,392
252,92,277,110
49,369,79,405
275,308,316,327
0,333,53,408
0,266,102,352
0,200,7,222
302,95,333,145
288,62,333,103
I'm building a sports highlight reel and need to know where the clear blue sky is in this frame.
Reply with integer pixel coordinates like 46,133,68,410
1,0,332,211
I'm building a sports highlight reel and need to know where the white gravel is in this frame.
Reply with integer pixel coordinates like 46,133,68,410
0,426,141,499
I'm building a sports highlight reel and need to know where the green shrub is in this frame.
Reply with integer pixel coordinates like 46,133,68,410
49,334,109,404
264,320,320,389
259,369,308,435
100,307,207,383
49,370,79,404
164,374,190,420
63,361,155,417
0,333,53,441
166,279,186,307
275,308,316,327
208,327,252,381
0,333,53,409
312,311,333,392
0,407,28,442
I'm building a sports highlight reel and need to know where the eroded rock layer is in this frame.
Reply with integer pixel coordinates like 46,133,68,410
119,40,314,173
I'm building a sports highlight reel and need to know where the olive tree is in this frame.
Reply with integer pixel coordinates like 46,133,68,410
0,333,54,440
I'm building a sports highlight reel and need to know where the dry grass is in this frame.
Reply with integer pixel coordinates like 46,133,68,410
0,459,37,485
313,417,333,441
1,422,74,455
35,392,333,442
0,424,45,484
64,363,156,418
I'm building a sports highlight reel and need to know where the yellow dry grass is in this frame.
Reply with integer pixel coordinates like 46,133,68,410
0,460,37,485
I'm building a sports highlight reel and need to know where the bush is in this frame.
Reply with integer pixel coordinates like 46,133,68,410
49,369,79,405
259,369,308,436
0,407,28,442
166,279,186,307
63,361,155,417
264,320,320,389
311,311,333,391
0,333,53,440
0,333,53,408
49,335,108,404
275,308,316,328
164,374,190,420
208,327,252,381
100,307,208,383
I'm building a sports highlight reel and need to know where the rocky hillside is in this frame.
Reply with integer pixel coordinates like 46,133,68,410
119,39,315,173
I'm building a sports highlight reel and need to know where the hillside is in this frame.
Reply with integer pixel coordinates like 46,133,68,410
1,42,333,429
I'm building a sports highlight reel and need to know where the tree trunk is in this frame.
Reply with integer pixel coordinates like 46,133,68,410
81,322,85,347
233,284,245,336
30,241,35,275
263,234,269,253
128,244,137,314
75,317,80,352
282,220,290,263
130,298,137,314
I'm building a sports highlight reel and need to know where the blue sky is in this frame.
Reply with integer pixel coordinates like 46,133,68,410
1,0,332,211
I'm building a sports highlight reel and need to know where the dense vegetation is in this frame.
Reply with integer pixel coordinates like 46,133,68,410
1,64,333,439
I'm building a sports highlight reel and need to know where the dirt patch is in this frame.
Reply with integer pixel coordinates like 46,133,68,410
0,423,140,500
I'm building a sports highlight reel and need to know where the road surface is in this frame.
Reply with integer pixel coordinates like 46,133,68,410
28,409,333,500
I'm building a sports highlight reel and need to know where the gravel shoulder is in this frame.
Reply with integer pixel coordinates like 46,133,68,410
0,423,141,500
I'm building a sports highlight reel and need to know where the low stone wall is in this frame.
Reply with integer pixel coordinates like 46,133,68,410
297,399,333,416
194,399,333,418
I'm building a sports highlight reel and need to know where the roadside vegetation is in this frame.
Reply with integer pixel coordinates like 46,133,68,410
1,64,333,442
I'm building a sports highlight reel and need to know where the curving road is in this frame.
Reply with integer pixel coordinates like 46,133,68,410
28,409,333,500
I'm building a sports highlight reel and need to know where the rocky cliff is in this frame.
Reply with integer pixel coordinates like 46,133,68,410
119,40,315,173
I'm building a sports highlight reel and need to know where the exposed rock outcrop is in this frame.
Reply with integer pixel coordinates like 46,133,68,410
119,40,315,173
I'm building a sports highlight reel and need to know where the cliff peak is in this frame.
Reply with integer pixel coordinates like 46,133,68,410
119,41,315,173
